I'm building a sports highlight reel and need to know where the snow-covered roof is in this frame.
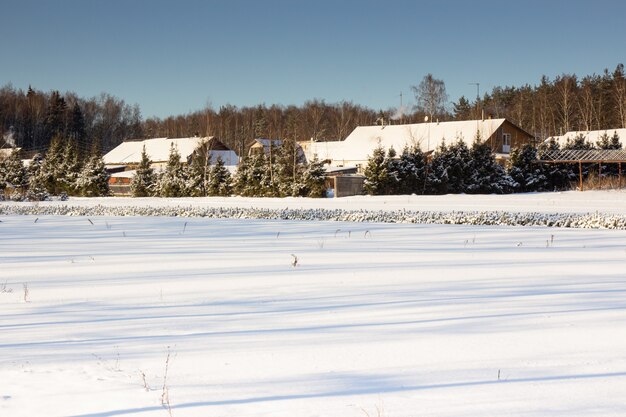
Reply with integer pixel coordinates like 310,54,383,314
306,119,509,164
103,137,239,165
546,129,626,147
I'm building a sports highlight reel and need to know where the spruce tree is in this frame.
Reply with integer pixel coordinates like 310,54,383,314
508,145,548,192
1,149,28,199
233,156,253,196
26,154,48,201
396,145,427,195
40,135,64,195
77,146,110,197
363,145,389,195
155,143,186,197
207,156,232,196
426,142,451,194
467,141,514,194
131,145,156,197
59,139,82,195
300,157,327,197
385,147,400,195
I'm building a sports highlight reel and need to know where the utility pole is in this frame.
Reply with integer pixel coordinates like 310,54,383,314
469,82,481,120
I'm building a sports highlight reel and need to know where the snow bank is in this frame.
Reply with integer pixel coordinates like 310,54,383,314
2,203,626,229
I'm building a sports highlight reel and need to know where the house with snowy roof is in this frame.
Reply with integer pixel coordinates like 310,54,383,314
248,138,306,162
304,118,534,172
104,136,238,169
103,136,239,195
545,128,626,148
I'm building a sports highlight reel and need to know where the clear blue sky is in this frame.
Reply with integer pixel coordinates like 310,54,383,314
2,0,625,119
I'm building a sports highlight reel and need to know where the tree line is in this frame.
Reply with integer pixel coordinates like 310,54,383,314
1,64,624,157
0,136,327,200
131,139,327,198
362,130,623,196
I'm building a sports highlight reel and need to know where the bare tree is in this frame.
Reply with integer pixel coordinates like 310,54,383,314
411,74,449,121
613,64,626,128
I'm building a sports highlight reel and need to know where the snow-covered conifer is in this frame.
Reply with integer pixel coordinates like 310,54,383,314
396,145,426,195
154,143,186,197
131,145,156,197
363,145,389,195
207,156,232,196
77,146,110,197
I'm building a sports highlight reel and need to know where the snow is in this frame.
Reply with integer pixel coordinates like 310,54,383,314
306,119,507,165
103,137,239,166
2,191,626,417
547,128,626,147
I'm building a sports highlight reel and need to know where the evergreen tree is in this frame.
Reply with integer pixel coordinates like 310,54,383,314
77,147,110,197
59,139,82,195
233,156,253,196
452,95,472,120
40,135,64,195
564,133,594,150
446,140,473,194
207,156,232,196
26,153,49,201
130,145,156,197
508,145,548,192
45,91,67,143
275,138,302,197
300,157,327,197
385,147,400,195
426,141,451,194
363,145,389,195
467,141,514,194
396,145,427,195
68,103,86,153
1,149,29,199
155,143,186,197
611,132,622,149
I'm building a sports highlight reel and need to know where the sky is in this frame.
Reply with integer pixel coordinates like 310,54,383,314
1,0,625,119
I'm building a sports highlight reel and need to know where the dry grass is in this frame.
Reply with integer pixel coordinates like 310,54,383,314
572,171,626,191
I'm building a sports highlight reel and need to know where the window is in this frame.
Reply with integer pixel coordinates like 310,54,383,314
502,133,511,153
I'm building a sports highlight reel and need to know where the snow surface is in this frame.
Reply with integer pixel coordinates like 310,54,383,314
2,192,626,417
306,119,507,164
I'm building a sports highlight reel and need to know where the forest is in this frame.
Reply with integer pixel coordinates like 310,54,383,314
1,64,625,157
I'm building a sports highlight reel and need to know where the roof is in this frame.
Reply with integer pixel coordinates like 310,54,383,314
249,138,305,160
546,128,626,147
306,119,513,163
103,137,238,165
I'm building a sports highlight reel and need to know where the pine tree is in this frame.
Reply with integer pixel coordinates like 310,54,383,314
467,141,514,194
77,146,110,197
233,156,253,196
363,145,389,195
59,139,82,195
508,145,548,192
385,147,400,195
131,145,156,197
430,139,472,194
564,133,594,150
26,153,49,201
300,157,327,197
207,156,232,196
396,145,427,195
1,149,28,199
610,131,622,149
275,138,302,197
154,143,186,197
426,141,451,194
40,135,64,195
184,156,206,197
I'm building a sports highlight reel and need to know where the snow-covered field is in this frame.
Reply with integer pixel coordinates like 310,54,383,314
2,192,626,417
